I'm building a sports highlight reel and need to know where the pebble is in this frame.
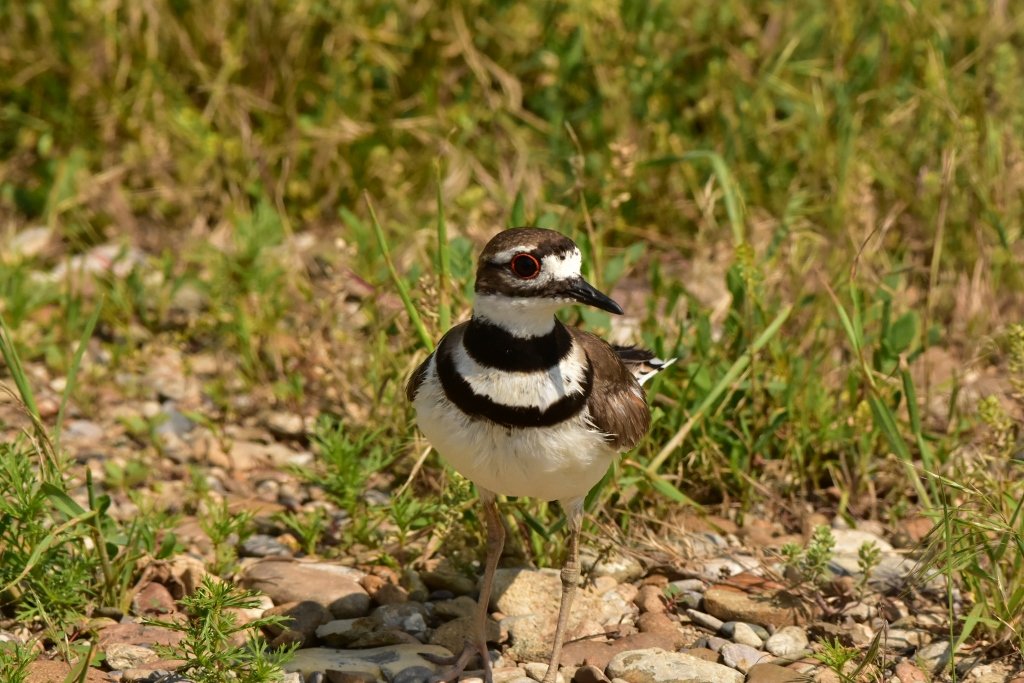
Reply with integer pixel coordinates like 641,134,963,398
720,642,770,672
686,609,724,632
724,621,764,647
830,528,893,554
764,625,809,657
634,585,666,613
105,642,160,670
895,660,929,682
885,628,931,650
523,662,564,682
916,639,953,673
606,647,744,683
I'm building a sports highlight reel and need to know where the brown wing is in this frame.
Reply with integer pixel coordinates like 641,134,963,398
571,329,651,451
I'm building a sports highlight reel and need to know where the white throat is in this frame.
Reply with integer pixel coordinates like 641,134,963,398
473,293,563,338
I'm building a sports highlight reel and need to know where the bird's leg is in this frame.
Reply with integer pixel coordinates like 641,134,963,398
428,492,505,683
542,501,583,683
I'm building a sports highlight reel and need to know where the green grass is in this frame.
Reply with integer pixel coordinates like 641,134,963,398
1,0,1024,671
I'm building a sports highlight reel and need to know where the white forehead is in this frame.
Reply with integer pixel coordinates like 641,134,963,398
492,245,582,281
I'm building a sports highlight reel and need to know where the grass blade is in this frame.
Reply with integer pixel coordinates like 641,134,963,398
364,191,433,351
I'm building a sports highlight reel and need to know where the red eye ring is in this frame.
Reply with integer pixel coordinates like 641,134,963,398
510,253,541,279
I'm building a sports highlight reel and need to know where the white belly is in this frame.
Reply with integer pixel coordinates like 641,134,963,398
413,361,616,502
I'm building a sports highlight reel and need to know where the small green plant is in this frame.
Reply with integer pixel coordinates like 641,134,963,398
275,507,327,556
781,525,836,587
856,541,882,595
147,576,295,683
0,640,34,683
200,498,254,576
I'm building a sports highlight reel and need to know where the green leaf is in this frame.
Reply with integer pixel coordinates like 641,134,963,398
886,311,919,354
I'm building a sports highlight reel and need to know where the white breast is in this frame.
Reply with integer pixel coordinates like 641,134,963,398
413,356,616,503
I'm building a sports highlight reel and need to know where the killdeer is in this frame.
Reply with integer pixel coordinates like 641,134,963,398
408,227,672,683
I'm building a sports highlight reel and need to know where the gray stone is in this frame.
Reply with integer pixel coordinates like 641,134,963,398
284,644,454,680
727,622,764,648
685,609,724,632
916,639,952,673
830,528,893,554
720,642,770,673
241,534,293,558
105,642,160,670
886,628,931,650
764,626,809,657
606,647,744,683
523,662,564,682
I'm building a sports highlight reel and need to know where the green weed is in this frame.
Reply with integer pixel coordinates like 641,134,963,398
147,576,295,683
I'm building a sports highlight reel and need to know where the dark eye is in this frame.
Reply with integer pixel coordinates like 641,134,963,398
510,253,541,279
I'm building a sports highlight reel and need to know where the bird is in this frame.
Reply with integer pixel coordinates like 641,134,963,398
407,227,673,683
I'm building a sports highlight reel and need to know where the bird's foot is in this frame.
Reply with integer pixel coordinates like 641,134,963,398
423,641,494,683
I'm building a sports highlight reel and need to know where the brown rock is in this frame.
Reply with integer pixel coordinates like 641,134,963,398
572,664,611,683
634,584,666,614
894,660,928,683
560,617,688,670
428,615,501,653
361,575,409,605
132,581,176,616
264,600,332,647
636,611,687,647
97,622,184,649
238,558,370,618
746,662,807,682
703,582,816,628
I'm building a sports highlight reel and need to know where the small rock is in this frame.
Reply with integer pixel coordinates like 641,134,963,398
895,659,928,682
726,622,764,648
372,602,429,638
764,626,809,657
420,565,478,596
132,582,176,616
285,644,452,680
264,600,331,647
606,647,744,683
241,534,294,558
400,569,430,601
693,556,760,581
238,559,370,618
916,640,952,673
573,664,611,683
703,583,812,628
429,615,500,654
635,585,666,614
105,642,160,670
266,411,307,437
361,575,409,605
830,528,893,554
434,595,478,620
666,579,705,593
885,629,930,650
847,623,874,648
720,642,770,673
746,662,806,682
580,548,645,583
685,609,724,632
523,662,564,682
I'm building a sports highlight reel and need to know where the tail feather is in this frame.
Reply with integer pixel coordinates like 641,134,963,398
613,345,677,386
